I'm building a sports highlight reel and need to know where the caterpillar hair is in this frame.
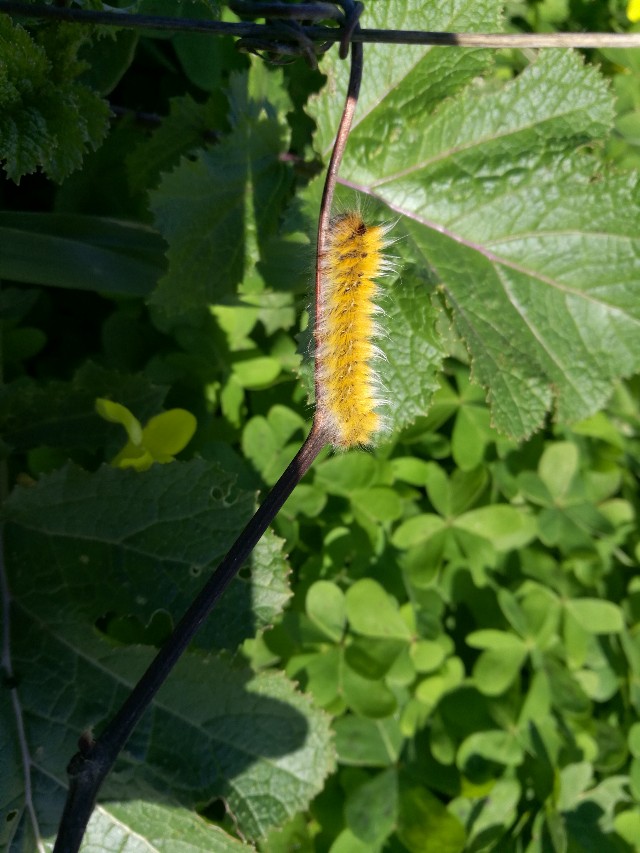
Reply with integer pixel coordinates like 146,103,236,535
315,210,391,449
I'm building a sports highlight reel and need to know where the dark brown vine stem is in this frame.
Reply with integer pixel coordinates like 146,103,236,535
53,424,328,852
52,5,365,850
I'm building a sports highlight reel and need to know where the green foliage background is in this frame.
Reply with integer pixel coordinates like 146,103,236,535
1,0,640,850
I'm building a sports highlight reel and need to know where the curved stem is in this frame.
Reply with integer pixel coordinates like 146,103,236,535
314,7,363,421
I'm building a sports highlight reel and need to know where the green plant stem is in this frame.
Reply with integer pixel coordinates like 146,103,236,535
53,423,328,853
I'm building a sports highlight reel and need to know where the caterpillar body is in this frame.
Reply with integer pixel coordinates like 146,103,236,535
315,211,390,449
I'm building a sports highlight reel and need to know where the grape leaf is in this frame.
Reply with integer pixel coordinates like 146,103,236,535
309,0,639,438
2,460,328,848
3,460,291,650
1,617,333,848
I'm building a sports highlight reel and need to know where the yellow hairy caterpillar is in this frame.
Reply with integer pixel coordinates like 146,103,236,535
315,211,391,448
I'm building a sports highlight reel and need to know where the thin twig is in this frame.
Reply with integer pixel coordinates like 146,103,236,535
1,2,640,49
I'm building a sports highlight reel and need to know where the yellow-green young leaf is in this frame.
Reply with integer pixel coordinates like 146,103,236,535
141,409,197,457
100,404,197,470
1,364,167,452
96,397,143,444
111,443,155,471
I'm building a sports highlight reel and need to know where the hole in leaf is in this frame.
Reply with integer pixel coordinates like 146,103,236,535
95,610,173,647
200,798,226,822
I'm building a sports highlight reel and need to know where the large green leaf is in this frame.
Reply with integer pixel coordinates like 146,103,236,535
2,462,332,848
1,627,333,848
312,0,501,156
378,264,444,434
308,0,638,439
3,460,290,651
